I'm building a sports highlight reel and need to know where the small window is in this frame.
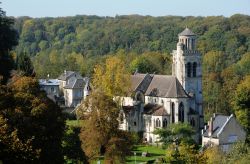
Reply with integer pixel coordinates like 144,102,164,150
155,118,161,127
161,99,164,105
172,103,175,123
178,102,184,123
51,87,54,92
163,119,168,128
187,62,191,77
134,122,136,126
193,62,197,77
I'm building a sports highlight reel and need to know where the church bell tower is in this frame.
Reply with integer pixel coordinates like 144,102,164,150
172,28,203,129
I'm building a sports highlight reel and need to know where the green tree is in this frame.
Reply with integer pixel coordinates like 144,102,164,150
154,123,196,147
0,76,65,163
166,142,205,163
232,76,250,141
129,55,159,74
16,52,34,76
0,5,18,84
77,90,132,163
62,125,87,163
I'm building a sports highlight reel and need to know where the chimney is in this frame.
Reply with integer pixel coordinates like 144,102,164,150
208,117,214,137
64,70,67,75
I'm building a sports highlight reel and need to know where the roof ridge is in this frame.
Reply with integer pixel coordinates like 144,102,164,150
216,114,234,137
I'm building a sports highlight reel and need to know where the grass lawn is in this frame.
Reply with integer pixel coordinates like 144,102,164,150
91,145,165,164
126,145,166,163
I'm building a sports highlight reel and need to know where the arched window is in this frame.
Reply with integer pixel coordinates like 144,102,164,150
193,62,197,77
190,118,195,127
172,103,175,123
187,62,191,77
156,118,161,127
178,102,184,123
163,118,168,128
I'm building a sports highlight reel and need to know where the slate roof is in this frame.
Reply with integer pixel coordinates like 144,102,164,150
145,75,189,98
178,28,195,36
144,104,168,116
64,78,85,89
39,79,59,86
131,73,148,92
131,74,188,98
58,71,82,81
203,114,232,138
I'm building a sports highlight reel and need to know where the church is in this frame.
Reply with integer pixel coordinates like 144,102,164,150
119,28,204,143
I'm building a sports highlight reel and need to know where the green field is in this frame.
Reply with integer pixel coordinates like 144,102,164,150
126,145,166,163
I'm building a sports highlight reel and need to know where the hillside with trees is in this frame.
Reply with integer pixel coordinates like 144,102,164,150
12,14,250,122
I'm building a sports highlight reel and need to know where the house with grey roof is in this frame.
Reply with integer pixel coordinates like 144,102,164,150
120,28,204,143
202,114,246,152
57,71,90,108
39,71,90,109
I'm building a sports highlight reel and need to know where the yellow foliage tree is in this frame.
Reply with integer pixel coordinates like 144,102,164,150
202,146,225,164
92,55,131,98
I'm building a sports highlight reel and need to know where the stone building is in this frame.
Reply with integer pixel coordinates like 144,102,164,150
202,114,246,152
39,71,90,109
120,28,204,143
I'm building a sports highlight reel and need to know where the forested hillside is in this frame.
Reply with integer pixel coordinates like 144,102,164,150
13,14,250,122
13,15,250,75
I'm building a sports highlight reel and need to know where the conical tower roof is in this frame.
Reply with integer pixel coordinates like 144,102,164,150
178,28,195,36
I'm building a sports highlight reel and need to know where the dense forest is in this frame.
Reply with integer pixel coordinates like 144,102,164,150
12,14,250,121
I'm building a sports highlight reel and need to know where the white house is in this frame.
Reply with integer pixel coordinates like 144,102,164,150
39,71,90,109
202,114,246,152
119,28,204,143
58,71,90,108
